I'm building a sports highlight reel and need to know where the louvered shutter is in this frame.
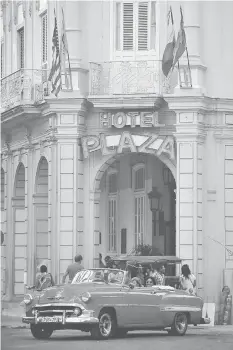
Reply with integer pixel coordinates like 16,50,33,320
1,43,4,78
123,2,134,51
138,2,148,51
42,13,48,64
18,28,24,68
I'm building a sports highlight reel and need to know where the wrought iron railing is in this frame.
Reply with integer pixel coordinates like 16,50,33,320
1,69,50,110
89,60,178,96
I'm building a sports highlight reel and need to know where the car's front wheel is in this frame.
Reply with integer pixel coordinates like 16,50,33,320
169,313,188,336
90,309,117,340
30,324,53,340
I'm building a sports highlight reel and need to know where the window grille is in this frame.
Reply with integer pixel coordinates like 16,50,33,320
134,195,145,246
108,197,117,252
108,173,117,194
134,167,145,191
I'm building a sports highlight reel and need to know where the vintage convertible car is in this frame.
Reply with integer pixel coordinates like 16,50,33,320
22,259,210,340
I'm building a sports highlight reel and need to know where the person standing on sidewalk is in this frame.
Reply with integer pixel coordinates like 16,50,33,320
180,264,196,295
62,254,84,284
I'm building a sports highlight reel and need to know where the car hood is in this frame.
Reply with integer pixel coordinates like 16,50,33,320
37,282,120,305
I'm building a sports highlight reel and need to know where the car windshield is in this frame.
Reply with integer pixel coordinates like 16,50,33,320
71,269,125,285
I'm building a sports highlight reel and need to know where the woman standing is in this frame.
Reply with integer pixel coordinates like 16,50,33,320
180,264,196,295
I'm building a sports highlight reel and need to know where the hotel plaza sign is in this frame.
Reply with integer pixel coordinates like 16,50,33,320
99,111,165,128
81,132,175,160
81,111,174,160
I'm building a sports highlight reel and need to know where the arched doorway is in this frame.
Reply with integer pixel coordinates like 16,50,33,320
34,157,49,272
93,153,176,264
1,168,6,295
13,163,26,295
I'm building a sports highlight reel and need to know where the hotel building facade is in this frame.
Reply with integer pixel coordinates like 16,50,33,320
1,0,233,319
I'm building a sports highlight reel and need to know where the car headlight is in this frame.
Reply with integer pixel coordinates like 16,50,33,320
23,294,33,305
81,292,91,303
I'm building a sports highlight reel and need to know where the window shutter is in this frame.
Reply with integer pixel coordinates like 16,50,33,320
138,2,148,51
115,2,121,50
1,43,3,78
123,2,134,51
18,28,24,69
42,13,48,64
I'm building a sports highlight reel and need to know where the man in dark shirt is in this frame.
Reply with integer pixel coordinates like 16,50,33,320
62,255,84,283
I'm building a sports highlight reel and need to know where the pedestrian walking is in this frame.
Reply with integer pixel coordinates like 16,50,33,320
62,254,84,284
180,264,196,295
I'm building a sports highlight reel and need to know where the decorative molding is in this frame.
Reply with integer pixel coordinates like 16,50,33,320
35,0,40,11
13,1,17,24
207,190,217,202
18,148,23,163
22,2,26,18
29,1,32,17
39,141,45,156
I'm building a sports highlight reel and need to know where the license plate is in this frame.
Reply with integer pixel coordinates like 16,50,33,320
37,316,63,323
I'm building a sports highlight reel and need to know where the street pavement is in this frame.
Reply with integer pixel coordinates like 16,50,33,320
2,327,233,350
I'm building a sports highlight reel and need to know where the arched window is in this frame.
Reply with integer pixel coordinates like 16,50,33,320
132,164,146,246
107,169,118,252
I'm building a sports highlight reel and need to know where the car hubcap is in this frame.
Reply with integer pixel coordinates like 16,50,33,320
99,314,112,336
176,314,186,332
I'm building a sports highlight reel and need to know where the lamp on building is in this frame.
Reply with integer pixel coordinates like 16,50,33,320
162,165,173,186
148,187,162,212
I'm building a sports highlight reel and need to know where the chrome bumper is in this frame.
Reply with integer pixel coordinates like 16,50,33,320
22,313,99,325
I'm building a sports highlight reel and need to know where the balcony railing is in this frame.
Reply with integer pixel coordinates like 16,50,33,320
89,60,178,96
1,69,49,111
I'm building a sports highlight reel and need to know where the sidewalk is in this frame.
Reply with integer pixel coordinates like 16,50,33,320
1,315,28,329
1,314,233,334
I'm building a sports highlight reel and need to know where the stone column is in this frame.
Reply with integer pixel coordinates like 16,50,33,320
45,98,87,282
87,190,101,268
173,109,206,297
3,148,14,300
47,135,58,282
24,142,34,286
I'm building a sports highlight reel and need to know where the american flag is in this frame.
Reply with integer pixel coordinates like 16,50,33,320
48,12,61,97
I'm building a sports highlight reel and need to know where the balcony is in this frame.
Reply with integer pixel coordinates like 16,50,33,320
89,60,178,96
1,69,49,111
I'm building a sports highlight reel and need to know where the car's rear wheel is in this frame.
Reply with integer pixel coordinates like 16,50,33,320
169,313,188,336
30,324,53,340
90,309,117,340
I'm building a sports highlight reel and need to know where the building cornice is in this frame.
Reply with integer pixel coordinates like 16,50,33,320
174,123,207,143
87,95,165,110
165,95,233,113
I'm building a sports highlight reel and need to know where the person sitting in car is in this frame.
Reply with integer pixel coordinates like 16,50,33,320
145,276,156,287
150,264,166,285
130,277,142,287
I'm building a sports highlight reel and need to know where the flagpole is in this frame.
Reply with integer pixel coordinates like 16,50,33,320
180,6,192,88
61,7,73,90
185,46,192,87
